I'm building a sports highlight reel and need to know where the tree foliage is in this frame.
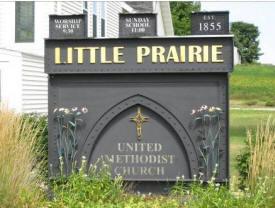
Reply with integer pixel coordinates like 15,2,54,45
170,2,201,35
231,21,262,63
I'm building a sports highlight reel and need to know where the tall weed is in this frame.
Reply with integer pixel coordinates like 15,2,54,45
247,116,275,201
0,107,45,208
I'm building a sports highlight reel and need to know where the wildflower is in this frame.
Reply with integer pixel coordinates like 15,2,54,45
201,105,208,110
82,107,88,114
190,109,196,115
64,108,70,114
59,108,65,112
200,180,203,184
209,107,215,112
193,174,197,181
186,191,190,195
215,107,222,111
176,176,180,181
182,175,185,180
72,107,78,112
53,108,58,113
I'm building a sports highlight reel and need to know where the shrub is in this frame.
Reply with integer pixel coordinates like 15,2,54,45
48,158,124,207
0,107,45,208
245,100,257,106
265,100,275,107
172,177,272,208
235,137,250,189
22,113,48,178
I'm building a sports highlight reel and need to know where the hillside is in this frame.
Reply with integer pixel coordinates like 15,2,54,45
230,64,275,108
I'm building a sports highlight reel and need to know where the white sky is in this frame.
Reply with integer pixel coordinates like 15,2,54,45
201,1,275,65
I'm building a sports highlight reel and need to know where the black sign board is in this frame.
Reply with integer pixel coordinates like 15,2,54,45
119,13,157,37
45,36,233,193
191,11,229,35
45,36,233,74
49,14,87,39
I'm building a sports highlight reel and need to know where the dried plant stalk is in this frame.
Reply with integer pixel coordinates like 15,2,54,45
247,116,275,191
0,106,44,208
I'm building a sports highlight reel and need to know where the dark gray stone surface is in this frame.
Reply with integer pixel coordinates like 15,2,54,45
119,13,157,37
49,14,87,39
48,74,229,183
191,11,229,35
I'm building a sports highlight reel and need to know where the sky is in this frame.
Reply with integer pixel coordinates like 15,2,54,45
201,1,275,65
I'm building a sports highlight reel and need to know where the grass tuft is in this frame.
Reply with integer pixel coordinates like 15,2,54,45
0,106,45,208
247,116,275,198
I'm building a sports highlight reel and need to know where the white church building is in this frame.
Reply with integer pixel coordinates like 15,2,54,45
0,1,174,113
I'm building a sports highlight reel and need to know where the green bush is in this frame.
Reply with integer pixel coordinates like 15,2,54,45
47,158,124,208
22,113,48,177
245,100,257,106
235,141,250,189
265,100,275,107
172,177,272,208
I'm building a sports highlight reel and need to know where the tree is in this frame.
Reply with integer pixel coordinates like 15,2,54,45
170,2,201,35
231,22,262,64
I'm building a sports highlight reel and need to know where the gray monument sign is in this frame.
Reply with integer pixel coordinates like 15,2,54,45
45,13,233,193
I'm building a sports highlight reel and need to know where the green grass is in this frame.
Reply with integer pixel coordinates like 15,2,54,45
230,64,275,107
229,109,275,176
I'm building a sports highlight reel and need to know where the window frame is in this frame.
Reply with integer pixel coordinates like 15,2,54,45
93,2,97,37
15,2,35,43
101,2,105,37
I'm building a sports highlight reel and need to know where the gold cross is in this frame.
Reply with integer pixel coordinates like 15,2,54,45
130,106,148,140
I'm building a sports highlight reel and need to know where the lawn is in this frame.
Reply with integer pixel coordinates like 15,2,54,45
230,64,275,107
229,109,275,176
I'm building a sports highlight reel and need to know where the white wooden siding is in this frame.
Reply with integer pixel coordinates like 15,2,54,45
106,2,122,38
59,2,83,15
21,53,48,113
0,49,23,112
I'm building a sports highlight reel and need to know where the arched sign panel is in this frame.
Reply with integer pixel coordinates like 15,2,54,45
84,95,198,181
